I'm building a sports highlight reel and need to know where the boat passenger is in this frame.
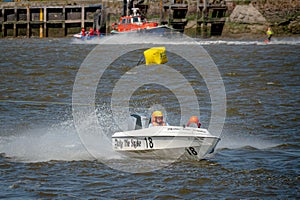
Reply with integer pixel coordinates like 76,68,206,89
96,29,100,37
187,116,201,128
149,110,168,127
81,27,86,37
89,28,94,36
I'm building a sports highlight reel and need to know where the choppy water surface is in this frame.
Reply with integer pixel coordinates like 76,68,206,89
0,36,299,199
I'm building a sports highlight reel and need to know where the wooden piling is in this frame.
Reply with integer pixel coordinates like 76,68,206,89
197,0,227,37
39,8,43,38
0,4,102,38
26,6,30,37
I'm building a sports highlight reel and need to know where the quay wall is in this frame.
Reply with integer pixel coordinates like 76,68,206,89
0,0,299,38
0,1,104,37
223,0,300,38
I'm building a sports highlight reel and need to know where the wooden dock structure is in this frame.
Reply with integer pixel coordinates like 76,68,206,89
197,1,228,37
0,4,103,37
161,0,228,36
0,1,233,38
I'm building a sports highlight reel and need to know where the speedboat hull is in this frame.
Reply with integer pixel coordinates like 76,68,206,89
73,32,103,39
73,33,82,38
112,126,220,161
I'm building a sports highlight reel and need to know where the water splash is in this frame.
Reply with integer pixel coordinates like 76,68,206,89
0,122,90,162
0,109,122,162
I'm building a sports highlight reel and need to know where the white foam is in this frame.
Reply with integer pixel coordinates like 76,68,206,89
197,37,300,46
71,35,300,46
0,110,122,162
217,131,280,150
71,33,200,45
0,123,88,162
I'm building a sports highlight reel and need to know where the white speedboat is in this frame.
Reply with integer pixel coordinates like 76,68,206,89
73,32,83,39
73,32,103,39
112,114,220,161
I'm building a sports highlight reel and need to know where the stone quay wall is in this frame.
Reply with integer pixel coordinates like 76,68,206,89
1,0,299,38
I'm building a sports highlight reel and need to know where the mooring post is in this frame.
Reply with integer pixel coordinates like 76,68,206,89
201,0,207,38
159,0,163,23
196,0,200,37
39,8,43,38
63,6,66,36
43,7,47,37
1,8,4,37
14,8,17,37
81,5,85,28
168,3,171,27
26,6,30,37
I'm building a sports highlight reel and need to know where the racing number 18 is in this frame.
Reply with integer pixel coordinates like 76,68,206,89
145,137,154,149
186,147,198,155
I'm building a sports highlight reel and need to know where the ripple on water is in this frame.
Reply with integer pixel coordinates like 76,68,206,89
0,38,299,198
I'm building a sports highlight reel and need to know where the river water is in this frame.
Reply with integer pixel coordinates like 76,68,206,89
0,35,299,198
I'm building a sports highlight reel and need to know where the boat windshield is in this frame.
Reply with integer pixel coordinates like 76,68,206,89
121,18,126,24
132,17,140,23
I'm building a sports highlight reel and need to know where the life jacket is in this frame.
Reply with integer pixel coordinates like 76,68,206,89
81,29,86,36
89,29,94,36
267,30,273,36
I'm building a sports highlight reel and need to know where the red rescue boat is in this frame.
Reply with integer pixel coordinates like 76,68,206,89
111,8,159,34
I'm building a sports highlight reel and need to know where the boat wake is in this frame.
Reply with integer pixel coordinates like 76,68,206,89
71,33,200,45
71,34,300,46
217,131,280,150
196,37,300,46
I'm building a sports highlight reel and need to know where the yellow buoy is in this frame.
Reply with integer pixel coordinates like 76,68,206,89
144,47,168,65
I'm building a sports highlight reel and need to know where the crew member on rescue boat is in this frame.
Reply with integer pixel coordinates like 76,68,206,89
81,27,86,37
89,28,94,36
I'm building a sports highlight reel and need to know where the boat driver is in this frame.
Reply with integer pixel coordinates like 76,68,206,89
149,110,168,127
